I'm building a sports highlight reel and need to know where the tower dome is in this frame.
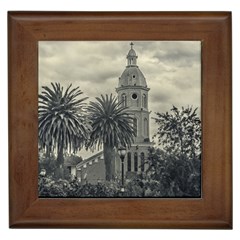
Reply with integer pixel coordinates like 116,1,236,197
118,67,147,87
127,48,137,57
118,42,147,87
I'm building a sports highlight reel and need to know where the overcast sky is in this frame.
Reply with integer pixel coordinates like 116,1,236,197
39,41,201,158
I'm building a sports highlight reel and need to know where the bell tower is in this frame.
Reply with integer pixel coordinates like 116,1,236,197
116,43,153,176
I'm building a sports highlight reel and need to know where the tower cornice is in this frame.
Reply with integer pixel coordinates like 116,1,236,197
116,85,150,93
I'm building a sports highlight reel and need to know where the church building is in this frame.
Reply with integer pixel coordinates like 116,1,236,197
115,42,154,178
73,43,153,183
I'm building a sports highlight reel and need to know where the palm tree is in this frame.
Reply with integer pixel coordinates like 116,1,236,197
87,94,135,181
38,83,90,174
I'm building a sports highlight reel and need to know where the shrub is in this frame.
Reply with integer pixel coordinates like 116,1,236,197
68,180,120,197
38,176,69,197
39,175,121,198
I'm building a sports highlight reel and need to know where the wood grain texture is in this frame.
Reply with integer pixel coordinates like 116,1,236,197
8,12,232,229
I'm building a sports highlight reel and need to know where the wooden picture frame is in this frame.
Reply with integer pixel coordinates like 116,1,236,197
8,11,232,229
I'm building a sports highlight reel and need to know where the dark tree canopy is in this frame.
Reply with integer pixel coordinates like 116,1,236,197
145,106,202,197
153,106,201,159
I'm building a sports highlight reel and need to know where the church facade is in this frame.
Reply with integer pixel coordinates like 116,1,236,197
73,43,153,183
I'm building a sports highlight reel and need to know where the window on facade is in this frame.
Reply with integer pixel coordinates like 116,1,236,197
141,152,145,172
127,152,131,172
134,152,138,172
144,118,148,136
133,118,138,136
121,93,126,107
142,94,147,108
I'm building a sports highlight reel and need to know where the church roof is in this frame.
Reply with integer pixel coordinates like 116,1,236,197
76,151,103,169
118,66,147,87
118,43,147,88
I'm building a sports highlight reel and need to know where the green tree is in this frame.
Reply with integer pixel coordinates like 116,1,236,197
38,83,90,178
147,106,202,197
146,147,201,197
87,94,135,181
153,106,201,160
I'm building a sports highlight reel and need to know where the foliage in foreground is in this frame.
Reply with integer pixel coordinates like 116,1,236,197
39,161,200,198
39,176,120,197
146,147,201,197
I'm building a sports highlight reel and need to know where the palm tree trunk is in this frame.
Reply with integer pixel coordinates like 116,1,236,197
45,145,51,160
55,146,64,179
103,144,115,181
57,145,64,166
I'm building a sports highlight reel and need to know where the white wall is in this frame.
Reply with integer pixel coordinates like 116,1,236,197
70,166,76,176
1,0,239,239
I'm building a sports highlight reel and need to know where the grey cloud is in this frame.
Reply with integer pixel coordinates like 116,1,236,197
150,90,171,103
150,42,201,68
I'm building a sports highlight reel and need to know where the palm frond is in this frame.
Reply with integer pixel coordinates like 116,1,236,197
87,94,135,149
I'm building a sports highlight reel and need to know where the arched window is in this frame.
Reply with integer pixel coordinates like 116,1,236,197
127,152,131,172
121,93,127,107
134,152,138,172
144,118,148,136
142,94,147,108
141,152,145,172
133,118,138,136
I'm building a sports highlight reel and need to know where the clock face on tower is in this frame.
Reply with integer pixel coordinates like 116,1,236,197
132,93,138,100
